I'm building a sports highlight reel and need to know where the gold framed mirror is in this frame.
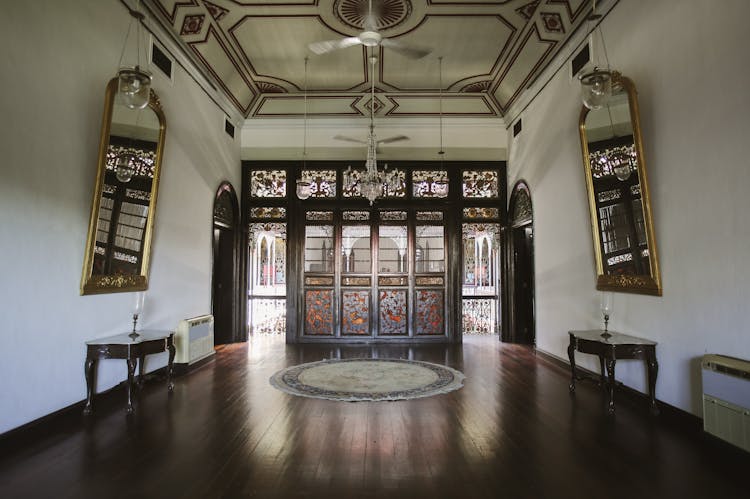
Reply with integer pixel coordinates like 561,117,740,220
80,78,166,295
579,72,661,295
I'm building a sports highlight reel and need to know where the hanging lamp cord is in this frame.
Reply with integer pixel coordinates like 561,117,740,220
438,56,444,156
303,56,308,166
118,0,146,70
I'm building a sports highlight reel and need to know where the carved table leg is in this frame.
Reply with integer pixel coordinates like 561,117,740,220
83,356,97,416
599,356,606,386
126,358,137,414
647,350,660,416
605,357,616,415
167,341,175,393
567,339,577,393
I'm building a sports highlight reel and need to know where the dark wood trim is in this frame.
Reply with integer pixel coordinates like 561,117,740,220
0,364,172,451
212,181,245,344
503,179,534,344
172,353,216,376
534,348,703,433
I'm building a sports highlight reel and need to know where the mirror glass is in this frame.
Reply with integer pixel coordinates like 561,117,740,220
81,78,166,294
579,73,661,295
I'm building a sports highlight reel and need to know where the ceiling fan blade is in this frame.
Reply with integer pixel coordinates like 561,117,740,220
380,38,432,59
378,135,410,144
308,37,362,55
333,135,367,144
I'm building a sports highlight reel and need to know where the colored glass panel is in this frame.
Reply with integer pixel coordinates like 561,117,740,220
416,290,444,335
379,290,407,335
342,290,370,335
305,289,334,335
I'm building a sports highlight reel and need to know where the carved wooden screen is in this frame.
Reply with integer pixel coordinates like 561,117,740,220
243,161,506,342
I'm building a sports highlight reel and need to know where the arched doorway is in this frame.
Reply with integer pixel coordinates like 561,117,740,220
212,182,241,345
505,180,535,345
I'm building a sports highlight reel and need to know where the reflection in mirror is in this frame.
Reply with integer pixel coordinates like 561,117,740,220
81,78,165,294
579,73,661,295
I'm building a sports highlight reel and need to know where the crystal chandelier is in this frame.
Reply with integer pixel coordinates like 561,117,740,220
349,53,402,205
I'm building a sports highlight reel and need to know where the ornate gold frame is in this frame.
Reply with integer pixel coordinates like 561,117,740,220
80,78,166,295
578,73,661,296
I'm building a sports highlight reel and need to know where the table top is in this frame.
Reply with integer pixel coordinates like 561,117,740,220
569,330,657,346
86,329,173,346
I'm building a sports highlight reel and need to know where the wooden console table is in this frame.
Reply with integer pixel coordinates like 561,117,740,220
83,330,175,415
567,330,659,415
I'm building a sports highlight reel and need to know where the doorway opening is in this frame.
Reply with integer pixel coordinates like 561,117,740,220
505,180,535,345
212,182,241,345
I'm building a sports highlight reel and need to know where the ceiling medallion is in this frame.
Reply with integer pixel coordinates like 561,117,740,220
334,0,412,31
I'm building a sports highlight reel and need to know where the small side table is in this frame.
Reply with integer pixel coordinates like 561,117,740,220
568,330,659,415
83,330,175,415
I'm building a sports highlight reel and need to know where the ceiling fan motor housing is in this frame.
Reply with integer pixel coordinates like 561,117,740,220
359,31,382,47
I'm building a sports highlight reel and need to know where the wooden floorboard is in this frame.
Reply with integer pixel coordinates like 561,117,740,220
1,335,748,498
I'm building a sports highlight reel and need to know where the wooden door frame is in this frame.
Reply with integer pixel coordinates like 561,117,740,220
502,180,535,344
211,181,245,344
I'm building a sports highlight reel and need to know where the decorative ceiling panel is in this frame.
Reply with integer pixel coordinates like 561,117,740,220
148,0,593,118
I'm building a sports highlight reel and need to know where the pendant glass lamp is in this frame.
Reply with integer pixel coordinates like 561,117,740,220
115,152,137,183
580,68,612,110
579,0,612,110
117,1,152,110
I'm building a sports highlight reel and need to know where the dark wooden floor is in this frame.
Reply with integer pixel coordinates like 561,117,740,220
1,335,748,499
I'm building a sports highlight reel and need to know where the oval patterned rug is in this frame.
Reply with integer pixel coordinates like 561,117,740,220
269,358,465,402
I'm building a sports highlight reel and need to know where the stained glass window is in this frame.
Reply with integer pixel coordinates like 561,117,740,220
462,170,499,198
250,170,286,197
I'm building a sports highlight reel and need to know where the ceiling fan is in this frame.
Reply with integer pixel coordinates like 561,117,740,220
334,54,410,149
308,0,432,59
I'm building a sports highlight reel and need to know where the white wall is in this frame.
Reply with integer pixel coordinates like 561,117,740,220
0,0,240,433
241,117,508,161
508,0,750,415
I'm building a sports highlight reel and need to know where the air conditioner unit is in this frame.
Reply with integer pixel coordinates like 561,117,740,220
701,354,750,452
175,315,215,366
